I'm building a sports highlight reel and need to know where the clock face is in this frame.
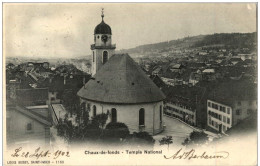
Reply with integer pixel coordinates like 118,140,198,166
101,35,108,43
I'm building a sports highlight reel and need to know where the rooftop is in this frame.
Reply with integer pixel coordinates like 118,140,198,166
208,78,257,106
162,85,206,109
77,54,166,104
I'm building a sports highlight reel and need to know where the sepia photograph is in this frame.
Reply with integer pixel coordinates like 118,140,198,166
3,2,258,165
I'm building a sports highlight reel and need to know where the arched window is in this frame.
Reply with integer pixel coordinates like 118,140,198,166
93,51,95,62
103,51,108,64
111,108,117,123
139,108,145,126
93,105,96,117
160,105,162,123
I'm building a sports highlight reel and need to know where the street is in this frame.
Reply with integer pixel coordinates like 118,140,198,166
153,116,195,146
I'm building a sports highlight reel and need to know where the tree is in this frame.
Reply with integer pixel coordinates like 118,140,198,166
159,136,173,150
92,113,108,129
57,118,65,136
104,122,129,139
182,131,208,147
62,89,78,117
82,103,90,126
134,132,155,145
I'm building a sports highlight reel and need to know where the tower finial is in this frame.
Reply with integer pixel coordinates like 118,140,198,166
101,8,104,21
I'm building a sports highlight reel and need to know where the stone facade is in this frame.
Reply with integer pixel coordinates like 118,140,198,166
80,98,164,135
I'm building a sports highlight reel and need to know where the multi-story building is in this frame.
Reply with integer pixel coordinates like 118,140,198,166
207,100,232,133
165,101,196,126
163,85,207,127
207,79,257,133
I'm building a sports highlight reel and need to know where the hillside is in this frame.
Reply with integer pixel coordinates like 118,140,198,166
117,32,257,54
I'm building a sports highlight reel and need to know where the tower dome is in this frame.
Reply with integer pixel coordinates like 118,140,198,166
94,21,112,35
94,9,112,35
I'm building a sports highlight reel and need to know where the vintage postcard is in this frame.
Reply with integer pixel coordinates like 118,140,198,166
3,2,257,165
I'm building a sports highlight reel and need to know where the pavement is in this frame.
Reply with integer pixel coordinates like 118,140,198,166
153,115,220,148
153,116,194,146
51,104,78,125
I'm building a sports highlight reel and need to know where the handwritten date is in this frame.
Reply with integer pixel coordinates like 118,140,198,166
11,147,70,159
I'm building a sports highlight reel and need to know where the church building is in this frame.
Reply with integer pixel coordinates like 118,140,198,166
77,10,166,135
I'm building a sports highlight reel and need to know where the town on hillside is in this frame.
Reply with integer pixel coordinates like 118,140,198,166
5,7,257,154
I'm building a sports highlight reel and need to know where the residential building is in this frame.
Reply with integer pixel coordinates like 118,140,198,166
15,88,49,106
207,79,257,133
6,99,52,148
162,85,207,127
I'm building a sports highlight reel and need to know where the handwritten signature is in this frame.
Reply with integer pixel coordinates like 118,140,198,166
164,148,229,160
11,147,70,159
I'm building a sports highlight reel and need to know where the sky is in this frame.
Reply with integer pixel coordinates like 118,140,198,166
3,3,257,58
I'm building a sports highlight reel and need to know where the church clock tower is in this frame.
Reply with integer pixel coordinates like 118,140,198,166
91,9,116,75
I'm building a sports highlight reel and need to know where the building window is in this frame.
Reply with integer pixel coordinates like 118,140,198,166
103,51,108,64
227,118,230,124
160,106,162,123
93,51,95,62
212,103,219,110
51,97,55,101
208,102,211,107
26,123,32,131
111,108,117,123
237,101,241,106
227,108,230,114
236,109,240,115
223,116,226,123
93,105,96,117
223,125,226,132
139,108,145,126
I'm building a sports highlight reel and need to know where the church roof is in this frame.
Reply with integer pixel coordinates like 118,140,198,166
94,21,112,35
77,54,166,104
